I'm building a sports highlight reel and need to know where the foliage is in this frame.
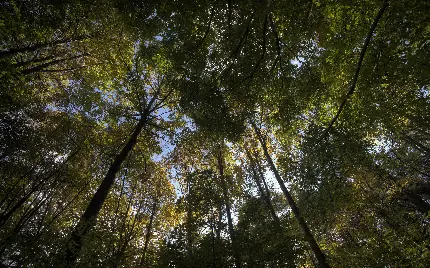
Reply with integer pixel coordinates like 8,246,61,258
0,0,429,267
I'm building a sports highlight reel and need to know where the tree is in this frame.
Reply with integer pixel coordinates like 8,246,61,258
1,0,429,267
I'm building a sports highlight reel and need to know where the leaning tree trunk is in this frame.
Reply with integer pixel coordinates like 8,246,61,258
217,149,241,268
0,35,90,58
0,149,80,228
60,110,150,267
245,148,281,229
251,122,330,268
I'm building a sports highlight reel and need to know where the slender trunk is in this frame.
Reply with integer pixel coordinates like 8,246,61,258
251,152,271,198
0,189,32,227
139,200,157,267
216,203,222,240
211,211,216,268
33,178,92,240
403,134,430,155
104,176,128,263
15,55,56,67
0,150,80,228
111,197,137,268
217,149,241,268
21,54,87,75
112,194,134,266
0,189,55,255
112,180,149,267
255,168,282,228
251,122,330,268
0,35,90,58
112,236,132,268
13,189,54,234
61,111,149,267
257,161,274,204
186,177,193,253
0,164,37,208
321,0,389,137
246,149,281,228
35,192,54,234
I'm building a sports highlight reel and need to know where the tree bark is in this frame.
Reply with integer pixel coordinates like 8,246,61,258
15,55,56,67
251,122,330,268
61,110,149,267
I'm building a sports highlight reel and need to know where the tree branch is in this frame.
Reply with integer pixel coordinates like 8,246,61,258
321,0,389,138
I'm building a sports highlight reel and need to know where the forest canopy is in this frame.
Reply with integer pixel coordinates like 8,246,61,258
0,0,429,267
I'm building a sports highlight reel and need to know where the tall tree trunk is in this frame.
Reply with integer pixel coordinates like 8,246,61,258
251,122,330,268
216,203,222,240
245,148,281,228
61,110,150,267
255,158,274,205
217,149,241,268
139,200,157,267
211,211,217,268
186,176,194,255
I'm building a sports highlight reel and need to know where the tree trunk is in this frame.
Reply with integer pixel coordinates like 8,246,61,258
186,176,194,254
0,35,90,58
211,211,217,268
21,54,87,75
0,149,80,228
251,122,330,268
15,55,56,67
61,111,149,267
110,193,145,268
0,189,55,255
0,164,37,209
216,203,222,240
245,148,281,228
256,160,274,206
321,0,389,137
217,149,241,268
139,200,157,267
